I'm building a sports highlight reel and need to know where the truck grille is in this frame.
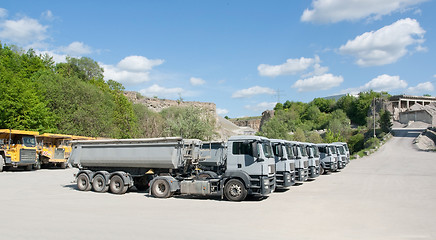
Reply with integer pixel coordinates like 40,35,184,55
20,149,36,164
54,148,65,160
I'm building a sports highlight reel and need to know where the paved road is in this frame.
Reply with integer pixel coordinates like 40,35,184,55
0,129,435,240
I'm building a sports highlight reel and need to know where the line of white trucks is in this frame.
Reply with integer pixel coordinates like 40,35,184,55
69,135,350,201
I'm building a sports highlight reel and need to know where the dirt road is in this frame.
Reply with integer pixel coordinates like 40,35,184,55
1,128,435,240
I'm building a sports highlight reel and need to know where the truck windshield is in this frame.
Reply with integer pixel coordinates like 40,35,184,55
262,142,274,159
22,136,36,147
329,146,337,154
300,146,308,157
338,146,345,155
286,146,295,158
312,146,320,157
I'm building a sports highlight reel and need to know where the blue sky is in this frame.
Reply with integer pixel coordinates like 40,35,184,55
1,0,435,117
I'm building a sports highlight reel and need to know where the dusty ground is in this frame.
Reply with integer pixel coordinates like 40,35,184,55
1,127,436,240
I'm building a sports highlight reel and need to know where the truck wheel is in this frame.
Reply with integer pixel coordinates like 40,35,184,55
60,162,67,169
77,173,92,191
110,175,128,194
92,174,108,193
33,161,41,170
151,179,171,198
224,179,247,201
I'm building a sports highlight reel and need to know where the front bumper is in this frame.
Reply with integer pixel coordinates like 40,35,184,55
295,168,309,182
275,171,295,189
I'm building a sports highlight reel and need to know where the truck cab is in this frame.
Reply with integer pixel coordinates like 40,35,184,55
288,141,309,182
300,142,320,178
0,129,39,171
315,143,338,173
224,135,276,198
333,143,348,168
332,142,350,164
270,139,295,189
37,133,72,169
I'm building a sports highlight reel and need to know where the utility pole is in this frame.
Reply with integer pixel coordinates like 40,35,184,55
373,98,376,138
275,88,284,104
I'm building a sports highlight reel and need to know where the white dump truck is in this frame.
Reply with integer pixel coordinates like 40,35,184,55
288,141,309,182
315,143,338,173
270,139,295,189
301,142,321,178
69,135,276,201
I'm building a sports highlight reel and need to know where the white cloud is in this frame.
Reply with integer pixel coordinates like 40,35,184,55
407,82,434,93
244,102,277,112
139,84,189,99
41,10,54,21
0,8,8,18
232,86,276,98
342,74,407,94
0,16,48,45
339,18,425,66
58,41,92,55
102,63,151,84
102,55,164,85
292,74,343,92
190,77,205,86
258,57,315,77
216,108,229,115
117,55,164,72
301,0,428,23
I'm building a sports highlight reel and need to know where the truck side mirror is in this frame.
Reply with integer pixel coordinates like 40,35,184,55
278,145,283,158
251,142,259,158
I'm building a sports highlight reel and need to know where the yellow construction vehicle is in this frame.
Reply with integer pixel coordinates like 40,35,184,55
0,129,39,171
36,133,74,169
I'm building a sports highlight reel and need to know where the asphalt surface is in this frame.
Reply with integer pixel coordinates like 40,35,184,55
0,128,435,240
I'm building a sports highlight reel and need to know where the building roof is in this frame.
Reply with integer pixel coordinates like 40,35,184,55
390,94,436,101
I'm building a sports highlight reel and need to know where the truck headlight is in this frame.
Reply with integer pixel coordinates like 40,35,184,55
263,178,270,186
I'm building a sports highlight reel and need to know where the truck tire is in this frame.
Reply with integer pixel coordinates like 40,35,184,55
33,161,41,170
110,175,128,194
224,179,247,201
319,166,324,175
92,174,108,193
59,162,67,169
151,179,171,198
77,173,92,191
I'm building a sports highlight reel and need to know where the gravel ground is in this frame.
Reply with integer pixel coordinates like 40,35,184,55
1,127,435,240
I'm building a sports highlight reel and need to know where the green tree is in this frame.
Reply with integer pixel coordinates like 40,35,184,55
160,106,216,140
306,131,323,143
292,128,306,142
132,104,164,138
0,44,56,132
56,56,104,81
348,133,364,153
310,98,335,113
379,110,393,133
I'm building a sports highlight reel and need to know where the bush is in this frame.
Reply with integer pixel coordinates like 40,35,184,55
364,137,380,149
348,133,364,153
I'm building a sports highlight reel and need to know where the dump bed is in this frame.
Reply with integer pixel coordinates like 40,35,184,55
69,137,200,170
